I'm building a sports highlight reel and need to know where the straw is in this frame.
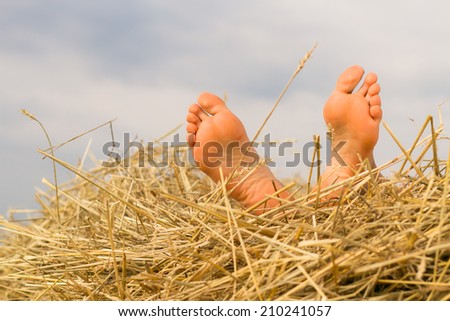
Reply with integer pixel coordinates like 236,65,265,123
1,114,448,300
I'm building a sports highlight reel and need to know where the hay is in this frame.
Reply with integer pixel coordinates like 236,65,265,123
1,114,449,301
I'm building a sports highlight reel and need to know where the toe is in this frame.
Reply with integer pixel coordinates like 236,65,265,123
369,94,382,122
186,112,201,126
368,83,381,97
186,123,198,147
186,133,196,147
189,103,209,121
197,92,228,115
369,105,382,122
186,122,198,134
335,65,365,94
357,72,377,96
369,95,381,107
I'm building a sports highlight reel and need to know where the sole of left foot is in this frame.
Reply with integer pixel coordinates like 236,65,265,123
186,92,252,182
320,65,382,195
186,93,289,211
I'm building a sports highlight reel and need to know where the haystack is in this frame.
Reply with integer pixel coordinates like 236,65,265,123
1,110,449,301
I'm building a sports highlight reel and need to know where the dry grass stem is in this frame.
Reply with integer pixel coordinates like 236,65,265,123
1,81,448,301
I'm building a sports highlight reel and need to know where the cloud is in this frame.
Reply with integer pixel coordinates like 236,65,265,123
1,0,449,214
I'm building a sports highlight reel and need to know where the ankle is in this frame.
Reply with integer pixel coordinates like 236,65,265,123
227,165,289,212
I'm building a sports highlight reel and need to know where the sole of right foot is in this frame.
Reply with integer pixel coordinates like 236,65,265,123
320,65,382,193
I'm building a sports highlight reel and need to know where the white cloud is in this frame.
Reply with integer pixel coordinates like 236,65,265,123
1,0,449,213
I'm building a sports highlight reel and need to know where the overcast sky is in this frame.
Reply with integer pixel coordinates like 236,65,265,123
1,0,449,216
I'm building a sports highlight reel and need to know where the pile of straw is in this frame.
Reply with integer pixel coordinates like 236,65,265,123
1,115,449,301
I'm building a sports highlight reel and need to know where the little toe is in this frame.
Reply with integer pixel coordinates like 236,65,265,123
335,65,365,94
186,122,198,147
369,105,383,122
189,103,209,121
197,92,228,115
186,132,196,147
369,94,382,122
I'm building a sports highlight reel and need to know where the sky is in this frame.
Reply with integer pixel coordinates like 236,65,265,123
1,0,449,216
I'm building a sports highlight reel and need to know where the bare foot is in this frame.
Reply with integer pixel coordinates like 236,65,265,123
186,93,289,211
319,65,382,198
186,66,382,210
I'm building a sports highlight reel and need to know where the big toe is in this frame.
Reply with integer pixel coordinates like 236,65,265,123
197,92,228,115
335,65,365,94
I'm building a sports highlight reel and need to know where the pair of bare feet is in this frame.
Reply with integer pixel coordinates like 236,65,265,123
186,65,382,212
